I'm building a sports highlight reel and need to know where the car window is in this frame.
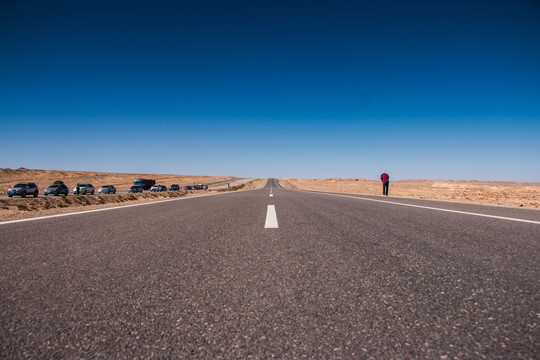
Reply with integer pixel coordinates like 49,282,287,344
14,184,25,188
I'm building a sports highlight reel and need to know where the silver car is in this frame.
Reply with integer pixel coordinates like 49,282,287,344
150,184,167,192
73,184,95,195
98,185,116,194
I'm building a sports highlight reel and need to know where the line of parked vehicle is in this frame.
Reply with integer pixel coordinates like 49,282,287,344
6,180,209,198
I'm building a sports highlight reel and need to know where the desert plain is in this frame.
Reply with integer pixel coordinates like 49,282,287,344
279,178,540,208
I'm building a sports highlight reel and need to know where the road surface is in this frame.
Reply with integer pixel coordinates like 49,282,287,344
1,179,539,358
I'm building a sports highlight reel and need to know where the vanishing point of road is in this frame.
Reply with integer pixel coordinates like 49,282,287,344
1,179,539,358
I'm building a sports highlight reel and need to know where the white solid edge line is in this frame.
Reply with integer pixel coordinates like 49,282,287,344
0,187,262,226
265,204,279,228
312,192,540,225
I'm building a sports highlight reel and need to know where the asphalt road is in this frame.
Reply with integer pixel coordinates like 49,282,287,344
1,179,539,358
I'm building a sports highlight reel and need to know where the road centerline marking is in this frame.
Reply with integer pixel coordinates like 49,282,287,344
264,205,279,228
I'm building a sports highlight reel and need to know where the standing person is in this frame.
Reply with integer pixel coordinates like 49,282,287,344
380,173,389,196
75,183,80,196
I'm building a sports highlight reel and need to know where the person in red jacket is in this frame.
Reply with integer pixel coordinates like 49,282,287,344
380,173,389,196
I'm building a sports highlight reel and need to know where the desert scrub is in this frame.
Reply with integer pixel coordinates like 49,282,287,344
1,206,9,210
75,196,90,206
17,204,30,211
96,196,106,204
233,183,246,191
127,194,137,201
216,183,246,192
42,200,52,210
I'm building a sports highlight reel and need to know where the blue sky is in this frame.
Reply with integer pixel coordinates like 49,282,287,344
1,0,539,181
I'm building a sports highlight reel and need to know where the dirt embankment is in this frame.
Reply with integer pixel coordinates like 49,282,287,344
279,178,540,208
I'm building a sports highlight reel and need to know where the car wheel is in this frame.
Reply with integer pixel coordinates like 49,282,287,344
45,193,48,196
91,190,94,195
21,192,26,198
8,194,12,198
34,191,38,198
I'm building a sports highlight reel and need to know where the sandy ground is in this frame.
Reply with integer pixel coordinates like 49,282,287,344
0,168,235,193
279,178,540,209
0,168,266,221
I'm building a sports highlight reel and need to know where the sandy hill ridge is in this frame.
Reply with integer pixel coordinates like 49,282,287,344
0,168,235,192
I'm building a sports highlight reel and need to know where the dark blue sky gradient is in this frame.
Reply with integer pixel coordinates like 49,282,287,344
1,1,539,180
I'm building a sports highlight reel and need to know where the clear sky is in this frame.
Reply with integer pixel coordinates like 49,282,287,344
1,0,539,181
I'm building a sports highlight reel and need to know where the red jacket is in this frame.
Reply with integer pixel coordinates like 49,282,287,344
380,173,389,182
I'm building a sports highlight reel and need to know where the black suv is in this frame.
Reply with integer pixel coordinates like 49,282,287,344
7,183,39,198
169,184,180,191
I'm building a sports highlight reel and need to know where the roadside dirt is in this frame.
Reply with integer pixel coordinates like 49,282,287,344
279,178,540,208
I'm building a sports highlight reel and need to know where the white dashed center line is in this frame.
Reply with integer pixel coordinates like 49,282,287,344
264,205,279,228
269,194,273,197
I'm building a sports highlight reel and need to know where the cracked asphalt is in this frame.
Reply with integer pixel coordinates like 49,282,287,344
1,179,539,358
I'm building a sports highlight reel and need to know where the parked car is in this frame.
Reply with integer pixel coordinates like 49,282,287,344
73,184,95,195
53,180,65,185
169,184,180,191
184,185,193,190
151,184,167,192
44,183,69,196
129,185,143,193
7,183,39,198
98,185,116,194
